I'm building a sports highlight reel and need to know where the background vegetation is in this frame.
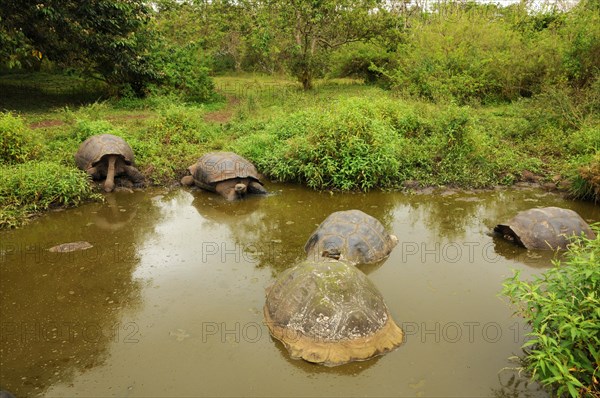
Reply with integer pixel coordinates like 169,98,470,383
503,228,600,397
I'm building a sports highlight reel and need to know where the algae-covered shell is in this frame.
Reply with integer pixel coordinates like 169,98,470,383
264,259,403,366
494,206,595,250
304,210,398,265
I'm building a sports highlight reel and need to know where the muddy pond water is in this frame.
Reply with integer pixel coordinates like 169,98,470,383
1,183,598,397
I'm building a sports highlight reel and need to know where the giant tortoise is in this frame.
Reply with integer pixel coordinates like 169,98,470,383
181,152,267,201
264,259,404,366
75,134,144,192
494,206,595,250
305,210,398,265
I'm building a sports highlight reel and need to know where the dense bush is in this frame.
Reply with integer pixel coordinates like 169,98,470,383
382,8,554,104
232,96,538,190
233,97,401,191
0,112,33,164
150,42,217,103
502,229,600,397
329,42,394,85
569,152,600,202
0,161,100,228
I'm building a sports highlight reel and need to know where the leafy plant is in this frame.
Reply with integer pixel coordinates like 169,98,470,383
502,229,600,397
0,112,32,164
0,161,101,228
568,152,600,202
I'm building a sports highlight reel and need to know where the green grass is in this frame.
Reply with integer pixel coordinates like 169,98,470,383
0,72,598,227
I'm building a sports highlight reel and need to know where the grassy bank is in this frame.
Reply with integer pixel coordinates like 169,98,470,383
0,74,598,228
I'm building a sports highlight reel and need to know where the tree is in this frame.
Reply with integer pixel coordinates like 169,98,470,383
270,0,386,90
0,0,158,94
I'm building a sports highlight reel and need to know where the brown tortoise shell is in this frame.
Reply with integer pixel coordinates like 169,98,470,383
264,259,403,366
304,210,397,265
75,134,135,171
494,206,595,250
191,152,262,191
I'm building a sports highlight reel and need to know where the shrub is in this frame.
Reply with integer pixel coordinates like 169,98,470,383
502,229,600,397
151,42,217,103
329,42,394,85
382,4,557,104
234,97,401,191
568,152,600,202
0,112,31,164
0,161,100,228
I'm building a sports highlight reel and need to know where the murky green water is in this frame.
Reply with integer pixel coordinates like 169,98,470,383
1,183,598,397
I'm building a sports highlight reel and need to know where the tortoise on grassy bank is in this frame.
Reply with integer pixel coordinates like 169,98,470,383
75,134,144,193
264,259,404,366
305,210,398,265
494,206,595,250
181,152,267,201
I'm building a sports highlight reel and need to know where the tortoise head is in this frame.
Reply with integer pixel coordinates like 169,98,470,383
235,182,247,194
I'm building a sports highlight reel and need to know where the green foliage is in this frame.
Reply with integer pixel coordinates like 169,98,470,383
0,0,159,96
329,42,394,85
383,5,554,104
234,97,401,190
502,229,600,397
232,96,534,190
0,161,100,228
0,112,32,164
150,42,216,103
558,0,600,88
568,152,600,203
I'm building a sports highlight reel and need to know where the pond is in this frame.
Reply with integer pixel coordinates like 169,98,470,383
1,183,598,397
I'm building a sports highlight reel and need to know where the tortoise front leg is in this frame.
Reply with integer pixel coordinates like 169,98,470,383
248,181,267,195
86,166,99,180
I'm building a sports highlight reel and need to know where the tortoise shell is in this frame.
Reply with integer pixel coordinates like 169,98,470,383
191,152,262,191
494,206,595,250
264,259,403,366
75,134,134,171
304,210,398,265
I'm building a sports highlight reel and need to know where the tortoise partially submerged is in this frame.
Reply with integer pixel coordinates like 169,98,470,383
181,152,267,201
494,206,595,250
75,134,144,192
305,210,398,265
264,259,404,366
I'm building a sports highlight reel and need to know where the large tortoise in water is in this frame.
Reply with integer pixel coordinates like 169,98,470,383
264,259,404,366
181,152,267,201
75,134,144,192
305,210,398,265
494,206,595,250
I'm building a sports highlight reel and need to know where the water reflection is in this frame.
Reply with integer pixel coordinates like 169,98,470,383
491,368,548,398
189,183,400,274
0,191,161,397
490,234,559,268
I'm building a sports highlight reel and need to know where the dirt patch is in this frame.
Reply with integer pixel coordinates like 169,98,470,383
30,120,64,129
203,95,240,124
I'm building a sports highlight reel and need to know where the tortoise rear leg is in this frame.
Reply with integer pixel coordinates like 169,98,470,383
123,165,146,188
248,181,267,195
